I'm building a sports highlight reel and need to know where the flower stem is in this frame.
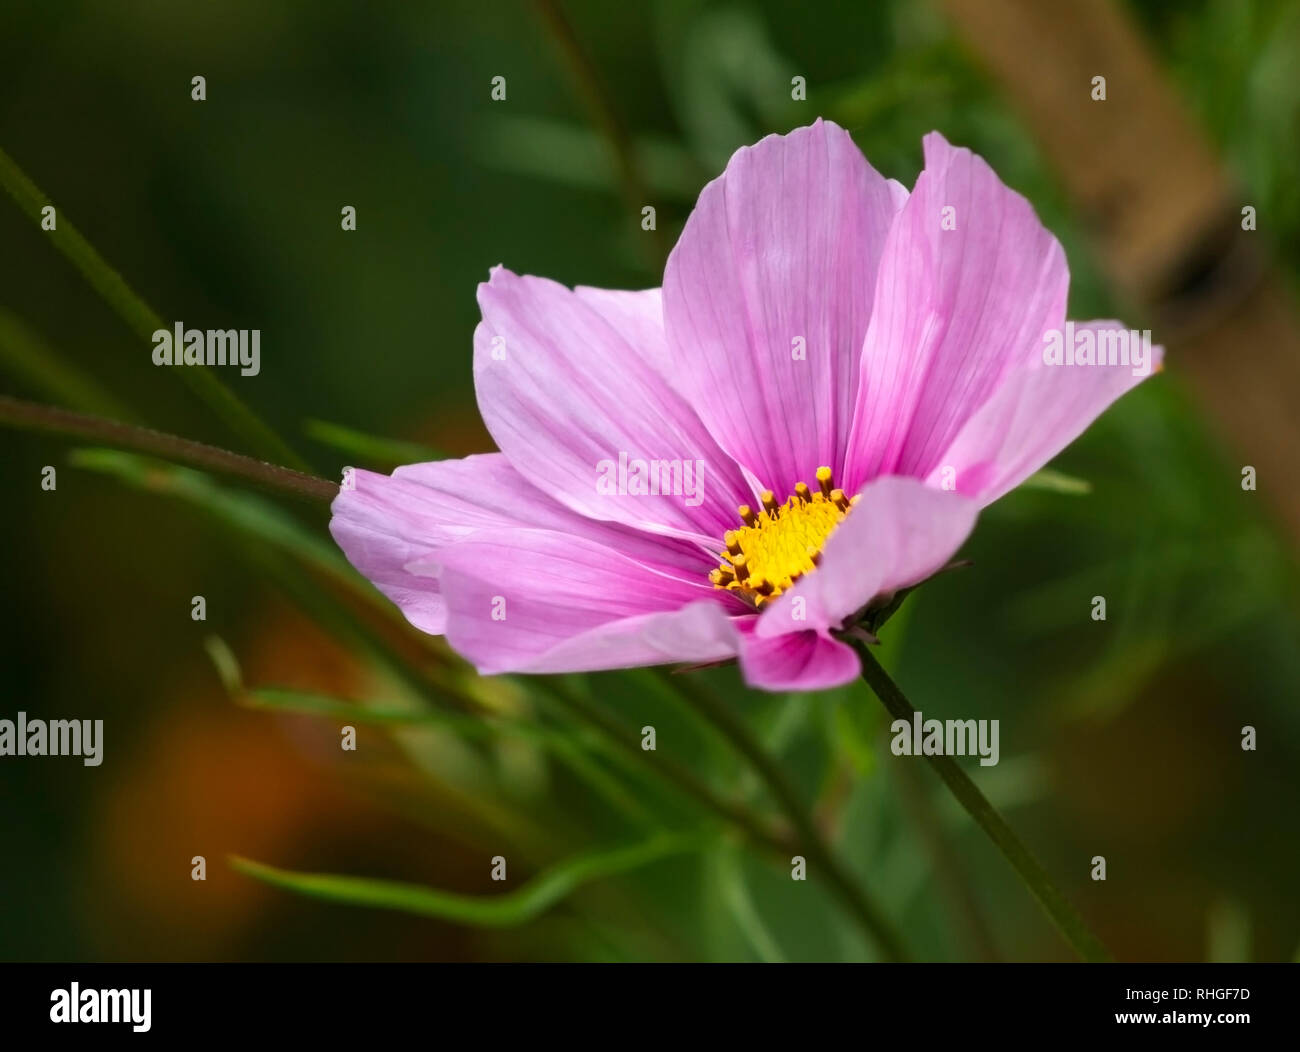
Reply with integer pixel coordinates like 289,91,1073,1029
532,0,673,268
852,641,1113,962
0,145,310,472
539,677,793,859
660,669,910,962
0,394,336,504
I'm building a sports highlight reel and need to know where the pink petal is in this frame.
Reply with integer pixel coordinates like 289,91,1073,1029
434,528,743,674
662,118,907,499
928,321,1164,504
738,626,861,692
330,453,714,636
844,132,1069,490
756,475,979,638
474,269,752,542
573,286,673,374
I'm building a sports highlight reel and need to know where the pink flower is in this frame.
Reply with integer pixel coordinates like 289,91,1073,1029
331,122,1161,692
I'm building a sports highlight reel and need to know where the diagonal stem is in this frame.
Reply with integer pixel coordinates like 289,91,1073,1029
0,145,310,471
851,640,1113,962
3,395,798,866
539,677,793,859
532,0,673,267
660,669,910,962
0,394,336,503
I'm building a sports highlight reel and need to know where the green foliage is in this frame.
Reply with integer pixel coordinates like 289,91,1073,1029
2,0,1298,963
232,832,706,928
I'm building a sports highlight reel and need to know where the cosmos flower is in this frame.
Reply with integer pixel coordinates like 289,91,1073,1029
331,120,1160,691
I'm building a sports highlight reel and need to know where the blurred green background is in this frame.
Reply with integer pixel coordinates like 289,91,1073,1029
1,0,1298,961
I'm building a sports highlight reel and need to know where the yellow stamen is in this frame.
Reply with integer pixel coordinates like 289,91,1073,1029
713,466,853,607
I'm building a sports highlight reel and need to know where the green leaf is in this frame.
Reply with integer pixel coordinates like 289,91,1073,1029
304,418,444,470
0,309,136,421
241,686,657,827
714,846,787,962
231,833,704,928
832,701,878,779
244,685,591,751
1019,468,1092,495
203,636,245,695
68,448,348,576
69,448,476,708
476,115,705,201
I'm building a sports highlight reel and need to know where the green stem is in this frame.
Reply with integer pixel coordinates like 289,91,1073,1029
539,677,793,858
232,831,707,929
0,308,137,421
0,145,310,471
852,641,1113,962
659,669,910,962
0,394,336,504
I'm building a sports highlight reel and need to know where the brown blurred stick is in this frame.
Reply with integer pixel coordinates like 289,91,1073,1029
533,0,674,267
0,394,338,503
942,0,1300,545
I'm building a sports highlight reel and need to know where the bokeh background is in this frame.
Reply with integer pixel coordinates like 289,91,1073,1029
2,0,1298,961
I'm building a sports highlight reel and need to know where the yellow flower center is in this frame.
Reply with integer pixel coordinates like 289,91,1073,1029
710,466,857,609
